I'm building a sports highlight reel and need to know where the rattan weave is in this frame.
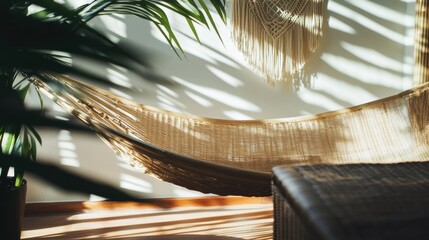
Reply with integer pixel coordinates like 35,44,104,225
272,162,429,240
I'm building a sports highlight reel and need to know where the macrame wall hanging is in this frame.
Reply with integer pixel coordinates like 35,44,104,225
231,0,325,86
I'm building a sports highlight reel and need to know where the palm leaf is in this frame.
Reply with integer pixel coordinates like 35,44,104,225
79,0,227,55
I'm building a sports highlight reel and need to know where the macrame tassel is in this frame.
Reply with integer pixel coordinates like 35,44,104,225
231,0,325,86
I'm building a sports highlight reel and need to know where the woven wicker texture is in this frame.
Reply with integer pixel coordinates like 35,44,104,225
273,185,312,240
272,162,429,240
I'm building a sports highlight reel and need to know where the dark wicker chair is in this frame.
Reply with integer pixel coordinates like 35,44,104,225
272,162,429,240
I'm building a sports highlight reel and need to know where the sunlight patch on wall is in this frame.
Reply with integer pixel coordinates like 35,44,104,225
315,74,379,105
403,55,414,89
107,68,132,88
297,88,344,111
58,130,80,168
330,1,406,44
148,24,215,65
117,156,142,172
157,85,179,98
52,104,70,121
185,91,213,107
108,88,134,100
207,66,244,87
321,53,404,90
120,174,153,193
158,103,182,114
223,111,253,120
329,16,356,34
157,95,176,107
156,86,186,111
342,42,405,73
173,187,210,197
346,0,414,26
172,76,261,112
98,15,128,43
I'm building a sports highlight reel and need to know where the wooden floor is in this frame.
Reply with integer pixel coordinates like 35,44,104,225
22,197,273,240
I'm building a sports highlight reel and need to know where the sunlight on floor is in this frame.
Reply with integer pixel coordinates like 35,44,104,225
22,204,273,240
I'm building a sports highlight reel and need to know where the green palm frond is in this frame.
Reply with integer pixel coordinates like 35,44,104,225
78,0,227,56
1,0,226,81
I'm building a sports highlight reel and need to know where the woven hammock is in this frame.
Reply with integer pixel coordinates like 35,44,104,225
35,74,429,196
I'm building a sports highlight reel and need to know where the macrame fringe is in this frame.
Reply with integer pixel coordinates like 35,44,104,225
231,0,325,86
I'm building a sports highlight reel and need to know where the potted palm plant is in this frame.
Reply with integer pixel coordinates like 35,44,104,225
0,0,226,238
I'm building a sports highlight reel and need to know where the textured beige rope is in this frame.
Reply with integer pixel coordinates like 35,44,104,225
231,0,325,86
36,75,429,196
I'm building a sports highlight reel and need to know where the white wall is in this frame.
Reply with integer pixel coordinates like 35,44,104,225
25,0,415,202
